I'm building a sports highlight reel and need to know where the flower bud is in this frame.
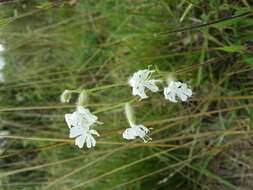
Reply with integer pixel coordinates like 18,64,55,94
125,103,135,127
77,90,89,106
166,73,176,84
60,89,72,103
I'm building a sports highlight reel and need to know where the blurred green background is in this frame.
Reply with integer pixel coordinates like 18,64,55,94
0,0,253,189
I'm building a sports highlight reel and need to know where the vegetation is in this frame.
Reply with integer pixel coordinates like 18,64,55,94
0,0,253,189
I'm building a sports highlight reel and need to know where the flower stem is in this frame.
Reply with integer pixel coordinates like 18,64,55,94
88,83,127,92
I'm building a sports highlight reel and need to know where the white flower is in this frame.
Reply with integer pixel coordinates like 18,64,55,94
164,81,192,102
65,106,100,148
122,103,151,143
129,69,160,99
70,125,100,148
65,106,98,129
123,124,151,143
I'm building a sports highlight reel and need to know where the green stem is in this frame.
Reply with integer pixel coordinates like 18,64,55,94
88,83,127,92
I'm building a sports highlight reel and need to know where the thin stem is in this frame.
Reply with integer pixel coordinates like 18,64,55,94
157,11,252,35
88,83,127,92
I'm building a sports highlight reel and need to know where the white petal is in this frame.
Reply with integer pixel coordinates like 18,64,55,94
184,88,192,97
177,91,188,101
70,111,81,127
75,135,86,148
174,81,183,87
85,134,96,148
139,69,151,80
69,126,83,138
132,126,146,138
134,69,150,82
86,137,92,148
77,106,98,124
77,106,87,113
65,114,73,128
177,83,192,101
138,125,149,134
136,85,148,99
129,76,137,88
132,85,140,96
89,135,96,147
132,85,148,99
144,80,159,92
164,87,177,102
122,128,136,140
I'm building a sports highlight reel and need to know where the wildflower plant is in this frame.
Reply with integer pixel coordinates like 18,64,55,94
61,88,102,149
60,66,193,148
2,2,251,189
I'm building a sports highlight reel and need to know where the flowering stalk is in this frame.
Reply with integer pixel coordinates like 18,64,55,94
122,103,151,143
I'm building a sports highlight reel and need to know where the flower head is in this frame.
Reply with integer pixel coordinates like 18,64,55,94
65,106,98,129
65,106,100,148
129,69,160,99
164,81,192,102
123,124,151,143
122,103,151,143
70,126,100,148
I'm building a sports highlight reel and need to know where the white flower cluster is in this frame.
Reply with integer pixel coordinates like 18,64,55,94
129,68,192,102
61,67,193,149
65,106,100,148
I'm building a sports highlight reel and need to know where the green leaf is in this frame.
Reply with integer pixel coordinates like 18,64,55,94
215,45,245,53
36,2,53,9
212,17,243,29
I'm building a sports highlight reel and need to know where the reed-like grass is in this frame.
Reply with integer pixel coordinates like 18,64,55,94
0,0,253,189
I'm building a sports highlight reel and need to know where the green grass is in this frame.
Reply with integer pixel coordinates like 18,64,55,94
0,0,253,189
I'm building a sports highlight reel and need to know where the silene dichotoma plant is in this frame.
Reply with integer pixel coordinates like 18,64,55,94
129,68,160,99
60,67,194,149
122,103,151,143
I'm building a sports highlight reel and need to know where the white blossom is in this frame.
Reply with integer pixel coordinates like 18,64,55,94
129,69,160,99
122,103,151,142
164,81,192,102
65,106,98,129
123,124,151,143
65,106,100,148
70,125,100,148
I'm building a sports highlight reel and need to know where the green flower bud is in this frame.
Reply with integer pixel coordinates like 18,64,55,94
77,90,89,106
60,89,72,103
